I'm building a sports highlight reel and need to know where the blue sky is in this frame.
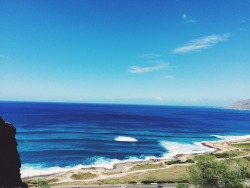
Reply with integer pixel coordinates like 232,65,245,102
0,0,250,106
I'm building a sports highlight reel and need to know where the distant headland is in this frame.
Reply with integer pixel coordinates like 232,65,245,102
226,99,250,110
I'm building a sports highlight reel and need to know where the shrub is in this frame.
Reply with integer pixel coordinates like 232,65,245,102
166,159,194,165
177,183,189,188
189,155,247,188
185,159,195,163
166,160,184,165
71,172,97,180
39,180,50,188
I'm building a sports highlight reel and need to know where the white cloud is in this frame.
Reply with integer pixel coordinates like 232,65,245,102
182,13,195,23
163,75,175,79
172,34,230,53
140,53,161,58
129,63,168,73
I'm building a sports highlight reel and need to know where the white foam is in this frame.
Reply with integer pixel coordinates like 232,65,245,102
21,157,142,178
21,163,84,178
22,134,250,178
211,134,250,141
114,136,138,142
89,157,123,169
160,141,216,158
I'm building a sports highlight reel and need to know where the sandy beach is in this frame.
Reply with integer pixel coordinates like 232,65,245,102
23,137,250,187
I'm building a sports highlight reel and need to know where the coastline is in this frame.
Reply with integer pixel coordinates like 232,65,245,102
23,135,250,186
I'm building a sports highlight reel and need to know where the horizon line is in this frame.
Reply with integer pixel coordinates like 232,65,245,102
0,99,223,108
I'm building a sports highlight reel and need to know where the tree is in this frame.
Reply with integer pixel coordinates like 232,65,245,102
189,155,247,188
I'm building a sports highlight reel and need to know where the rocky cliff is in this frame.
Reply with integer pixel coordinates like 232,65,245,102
226,99,250,110
0,117,28,188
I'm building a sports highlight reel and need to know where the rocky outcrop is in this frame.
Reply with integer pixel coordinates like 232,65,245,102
0,117,28,188
226,99,250,110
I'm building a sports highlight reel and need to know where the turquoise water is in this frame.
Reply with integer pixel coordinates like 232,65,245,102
0,102,250,177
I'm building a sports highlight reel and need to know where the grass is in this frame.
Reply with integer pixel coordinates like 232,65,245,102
26,178,58,187
45,155,250,187
193,150,245,160
166,159,195,165
103,171,121,175
71,172,97,180
128,163,164,171
39,180,50,188
52,165,189,186
94,165,189,185
28,141,250,187
231,142,250,152
211,150,242,158
234,157,250,178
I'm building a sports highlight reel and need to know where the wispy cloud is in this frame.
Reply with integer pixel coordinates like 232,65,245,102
129,63,168,73
172,34,230,53
182,13,195,23
140,53,161,58
163,75,175,79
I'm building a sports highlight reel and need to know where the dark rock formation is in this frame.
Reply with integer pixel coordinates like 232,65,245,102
0,117,28,188
226,99,250,110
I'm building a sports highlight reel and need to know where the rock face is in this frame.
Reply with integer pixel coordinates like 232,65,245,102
0,117,27,188
226,99,250,110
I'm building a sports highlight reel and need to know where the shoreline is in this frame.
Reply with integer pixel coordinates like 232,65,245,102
23,136,250,186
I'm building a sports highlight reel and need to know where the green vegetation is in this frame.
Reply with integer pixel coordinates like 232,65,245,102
25,180,36,187
166,159,194,165
103,171,121,175
39,180,50,188
71,172,97,180
189,155,248,188
28,145,250,187
46,178,58,183
211,150,245,158
166,160,185,165
93,166,189,185
185,159,195,163
26,179,56,187
231,142,250,152
129,163,164,171
177,183,189,188
236,157,250,178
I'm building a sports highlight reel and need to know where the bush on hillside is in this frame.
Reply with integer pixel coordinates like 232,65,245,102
189,155,247,188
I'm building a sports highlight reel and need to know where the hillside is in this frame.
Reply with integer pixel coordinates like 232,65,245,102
226,99,250,110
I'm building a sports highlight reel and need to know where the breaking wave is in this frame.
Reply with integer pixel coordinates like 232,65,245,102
114,136,138,142
160,141,216,158
211,134,250,141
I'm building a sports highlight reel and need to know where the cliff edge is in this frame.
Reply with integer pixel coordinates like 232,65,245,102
226,99,250,110
0,117,28,188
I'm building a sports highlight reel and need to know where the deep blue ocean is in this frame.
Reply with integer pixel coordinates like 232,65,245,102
0,102,250,177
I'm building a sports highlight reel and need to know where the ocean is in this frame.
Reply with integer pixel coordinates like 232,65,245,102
0,102,250,177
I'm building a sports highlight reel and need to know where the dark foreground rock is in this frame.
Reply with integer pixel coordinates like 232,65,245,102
0,117,28,188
